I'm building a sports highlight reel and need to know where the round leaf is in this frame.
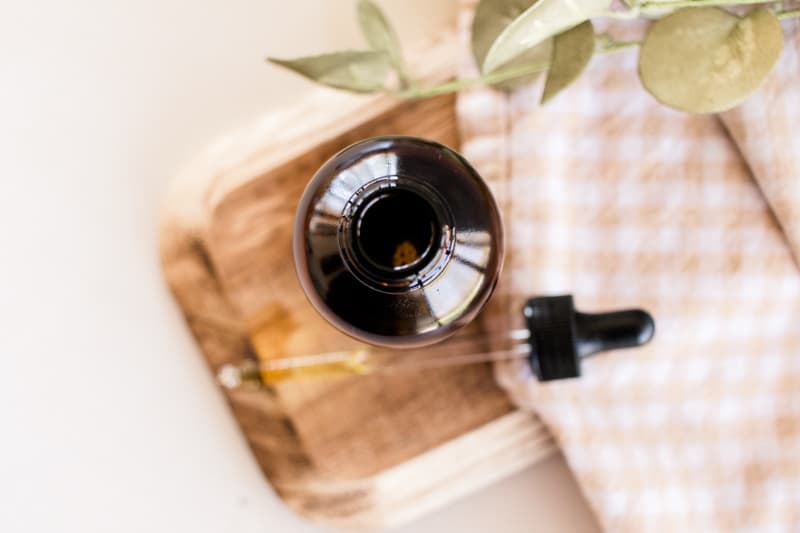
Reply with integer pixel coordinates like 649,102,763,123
482,0,612,74
268,51,391,93
541,20,595,104
357,0,406,82
638,7,784,114
472,0,552,90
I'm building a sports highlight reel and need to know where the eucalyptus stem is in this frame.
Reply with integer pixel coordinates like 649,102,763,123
397,62,548,99
640,0,775,8
608,0,795,19
397,35,642,100
777,7,800,18
598,40,641,53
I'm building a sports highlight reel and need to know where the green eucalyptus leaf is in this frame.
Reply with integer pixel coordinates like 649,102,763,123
472,0,552,90
357,0,407,82
638,7,783,114
482,0,612,74
541,20,595,104
268,51,391,93
472,0,537,67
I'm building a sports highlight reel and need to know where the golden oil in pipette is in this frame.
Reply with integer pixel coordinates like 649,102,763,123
218,348,375,389
259,348,373,384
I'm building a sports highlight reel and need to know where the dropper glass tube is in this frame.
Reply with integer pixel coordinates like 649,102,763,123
218,329,531,390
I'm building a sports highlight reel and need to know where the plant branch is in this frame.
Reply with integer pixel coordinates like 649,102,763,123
396,62,549,99
777,7,800,18
396,37,642,100
598,40,641,53
599,0,792,20
640,0,775,9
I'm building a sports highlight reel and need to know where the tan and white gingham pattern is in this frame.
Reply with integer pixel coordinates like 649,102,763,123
457,3,800,531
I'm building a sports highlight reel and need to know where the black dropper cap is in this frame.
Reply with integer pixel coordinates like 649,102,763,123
524,295,655,381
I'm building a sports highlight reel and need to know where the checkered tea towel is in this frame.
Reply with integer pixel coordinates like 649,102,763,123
456,2,800,531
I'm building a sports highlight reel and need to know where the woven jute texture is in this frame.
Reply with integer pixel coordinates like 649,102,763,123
457,3,800,530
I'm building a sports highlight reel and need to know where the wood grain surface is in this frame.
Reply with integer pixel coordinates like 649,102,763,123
159,32,555,529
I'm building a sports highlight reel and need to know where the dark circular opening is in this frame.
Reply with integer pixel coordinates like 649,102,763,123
354,189,439,276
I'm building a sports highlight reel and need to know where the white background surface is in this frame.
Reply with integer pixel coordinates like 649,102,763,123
0,1,599,531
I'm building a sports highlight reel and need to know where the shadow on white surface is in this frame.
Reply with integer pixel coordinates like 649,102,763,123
392,455,601,533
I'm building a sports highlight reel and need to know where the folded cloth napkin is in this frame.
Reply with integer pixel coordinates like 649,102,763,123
457,2,800,530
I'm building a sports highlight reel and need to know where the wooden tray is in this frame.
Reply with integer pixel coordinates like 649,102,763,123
158,32,555,530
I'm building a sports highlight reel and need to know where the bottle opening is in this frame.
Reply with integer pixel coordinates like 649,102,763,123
354,189,440,276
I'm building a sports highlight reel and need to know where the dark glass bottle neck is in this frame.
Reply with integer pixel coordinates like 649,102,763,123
339,176,454,292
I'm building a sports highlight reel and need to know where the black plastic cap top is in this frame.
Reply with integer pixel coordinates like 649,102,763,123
524,295,656,382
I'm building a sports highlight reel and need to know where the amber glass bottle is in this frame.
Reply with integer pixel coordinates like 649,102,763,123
294,136,503,348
